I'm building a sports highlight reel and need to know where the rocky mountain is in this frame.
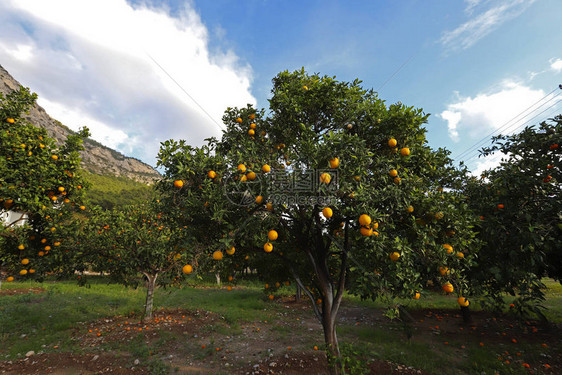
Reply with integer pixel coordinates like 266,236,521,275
0,65,160,184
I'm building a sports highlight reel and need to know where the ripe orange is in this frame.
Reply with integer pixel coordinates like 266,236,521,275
353,176,361,181
302,85,308,91
457,297,469,307
389,252,400,262
262,164,271,173
212,251,223,260
208,171,216,179
38,251,45,256
443,244,453,254
227,246,235,255
413,292,420,300
275,282,281,288
18,244,25,250
400,147,410,156
319,172,331,184
435,212,444,220
550,144,558,150
6,118,15,123
250,123,256,129
51,155,58,160
406,205,414,213
248,129,255,136
80,205,86,210
389,169,398,177
265,283,269,289
322,207,333,218
266,202,273,212
393,177,401,184
227,286,233,291
19,269,28,275
388,138,397,147
359,214,371,226
174,180,183,188
21,258,29,265
442,282,454,293
247,171,256,181
255,195,263,204
497,204,504,209
249,114,256,120
456,251,465,259
6,276,14,282
182,264,193,274
228,276,233,281
268,294,274,300
236,117,243,123
264,242,273,253
439,266,449,276
240,174,248,182
329,157,340,169
45,246,51,251
268,230,278,241
547,164,554,169
29,269,35,274
237,164,246,173
360,227,373,236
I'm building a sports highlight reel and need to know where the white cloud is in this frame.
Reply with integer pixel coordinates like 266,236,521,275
470,152,505,176
0,0,256,166
441,0,536,51
550,58,562,73
439,81,546,142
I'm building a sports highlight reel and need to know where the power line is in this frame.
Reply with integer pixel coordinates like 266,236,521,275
145,53,225,132
377,51,417,92
454,86,561,162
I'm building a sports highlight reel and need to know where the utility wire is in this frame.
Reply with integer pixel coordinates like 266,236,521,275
145,53,225,132
377,51,417,92
454,86,561,162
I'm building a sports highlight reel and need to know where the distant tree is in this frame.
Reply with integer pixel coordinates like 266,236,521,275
0,87,89,286
463,115,561,315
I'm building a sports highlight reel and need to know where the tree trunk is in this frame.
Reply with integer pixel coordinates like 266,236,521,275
296,283,302,302
215,272,221,286
143,273,158,322
460,305,472,324
322,298,343,375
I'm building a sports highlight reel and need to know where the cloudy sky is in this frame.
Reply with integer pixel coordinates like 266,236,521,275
0,0,560,173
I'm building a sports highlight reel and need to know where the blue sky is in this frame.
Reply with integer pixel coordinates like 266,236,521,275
0,0,561,173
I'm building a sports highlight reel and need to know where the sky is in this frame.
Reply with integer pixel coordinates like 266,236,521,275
0,0,561,174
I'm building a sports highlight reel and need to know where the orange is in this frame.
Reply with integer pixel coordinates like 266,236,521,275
240,174,247,182
329,157,339,169
54,241,60,246
302,85,308,91
353,176,361,181
456,252,464,259
237,164,246,173
388,138,397,147
443,244,453,254
322,207,333,218
174,180,183,188
29,269,35,274
208,171,217,179
212,251,223,260
389,169,398,177
255,195,263,204
265,283,269,289
6,276,14,282
266,202,274,212
457,297,469,307
250,123,256,129
21,258,29,265
435,212,444,220
227,246,235,255
44,246,51,251
360,227,373,236
359,214,372,226
497,204,504,209
6,118,15,124
264,242,273,253
18,244,25,250
406,205,414,213
389,252,400,262
439,266,449,276
268,230,278,241
58,187,65,192
249,114,256,120
248,129,255,136
51,155,58,160
319,172,331,184
400,147,410,156
442,282,454,293
236,117,243,123
413,292,420,300
228,276,233,281
38,251,45,256
275,282,280,288
394,177,401,184
19,269,28,275
268,294,275,300
247,171,256,181
227,286,233,291
80,205,86,210
182,265,193,274
262,164,271,173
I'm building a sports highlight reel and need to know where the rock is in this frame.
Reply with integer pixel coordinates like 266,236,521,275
92,355,99,361
269,362,277,367
133,359,140,365
25,351,35,357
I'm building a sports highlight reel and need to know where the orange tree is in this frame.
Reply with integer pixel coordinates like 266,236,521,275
0,87,89,286
463,116,561,316
79,204,195,320
156,69,479,373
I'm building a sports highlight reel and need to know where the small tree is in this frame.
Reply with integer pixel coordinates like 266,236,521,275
157,70,479,374
81,204,194,320
0,87,89,286
463,116,561,315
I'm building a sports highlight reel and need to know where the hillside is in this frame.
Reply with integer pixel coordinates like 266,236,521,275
0,64,160,184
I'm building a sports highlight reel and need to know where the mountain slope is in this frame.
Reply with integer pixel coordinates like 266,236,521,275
0,65,160,184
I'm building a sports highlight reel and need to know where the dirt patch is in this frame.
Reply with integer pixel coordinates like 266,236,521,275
0,352,148,374
0,288,45,296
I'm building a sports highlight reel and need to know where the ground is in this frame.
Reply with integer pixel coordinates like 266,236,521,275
1,285,561,374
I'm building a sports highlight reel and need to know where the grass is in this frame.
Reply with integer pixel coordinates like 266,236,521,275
1,277,560,374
